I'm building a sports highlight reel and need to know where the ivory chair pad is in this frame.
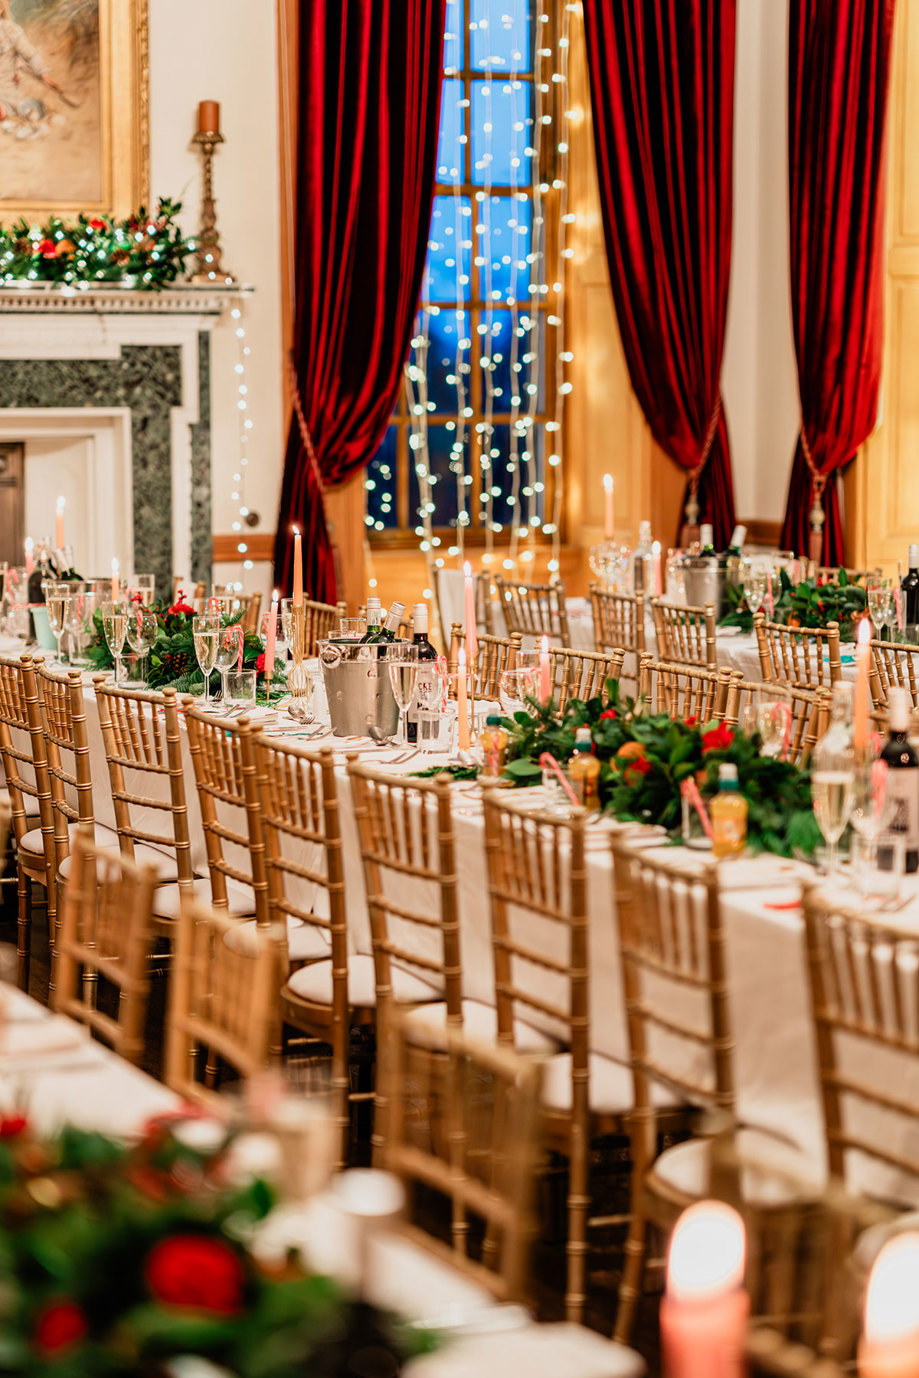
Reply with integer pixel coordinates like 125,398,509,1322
650,1125,819,1206
541,1052,681,1116
403,998,560,1054
153,877,254,920
286,954,440,1007
226,914,331,963
406,1322,646,1378
20,821,117,858
48,832,179,883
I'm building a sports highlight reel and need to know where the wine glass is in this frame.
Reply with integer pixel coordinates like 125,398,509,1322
214,624,244,703
101,601,128,684
128,573,157,607
193,614,220,703
125,605,159,684
868,582,895,642
757,697,793,760
388,649,419,745
811,762,855,877
743,569,767,614
41,580,72,665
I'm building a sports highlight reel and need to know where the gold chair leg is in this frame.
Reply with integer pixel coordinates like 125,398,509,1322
614,1207,648,1344
16,866,31,992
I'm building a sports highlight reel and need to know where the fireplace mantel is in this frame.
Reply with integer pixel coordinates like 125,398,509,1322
0,282,252,315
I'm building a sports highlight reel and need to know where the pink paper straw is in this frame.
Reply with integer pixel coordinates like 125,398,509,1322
896,587,904,631
680,777,714,840
872,759,888,818
436,655,449,712
539,751,581,808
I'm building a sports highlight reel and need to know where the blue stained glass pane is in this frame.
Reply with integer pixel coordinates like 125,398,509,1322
436,78,464,184
471,0,530,72
408,428,466,529
366,428,399,530
423,195,472,302
471,80,532,186
414,310,470,413
444,0,463,72
479,196,531,300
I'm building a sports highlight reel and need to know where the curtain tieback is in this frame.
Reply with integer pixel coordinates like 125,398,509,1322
684,396,722,525
800,425,826,560
288,355,327,499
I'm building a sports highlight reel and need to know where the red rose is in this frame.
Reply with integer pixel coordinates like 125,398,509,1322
168,601,194,616
146,1234,245,1315
256,652,266,673
685,716,698,727
89,218,105,230
624,756,652,782
33,1300,87,1354
37,238,56,258
0,1114,28,1137
701,725,734,754
599,708,617,720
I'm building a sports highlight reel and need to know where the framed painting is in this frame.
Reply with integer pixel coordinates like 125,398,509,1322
0,0,148,222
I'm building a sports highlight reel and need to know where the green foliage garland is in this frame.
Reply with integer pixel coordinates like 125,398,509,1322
0,199,191,288
720,565,868,640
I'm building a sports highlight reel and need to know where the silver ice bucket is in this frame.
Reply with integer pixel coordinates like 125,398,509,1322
682,556,728,618
318,638,408,738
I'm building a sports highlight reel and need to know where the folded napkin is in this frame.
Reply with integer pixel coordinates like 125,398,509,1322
0,1015,86,1061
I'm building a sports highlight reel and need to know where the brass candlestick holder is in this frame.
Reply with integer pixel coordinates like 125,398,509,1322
287,605,311,700
191,129,234,283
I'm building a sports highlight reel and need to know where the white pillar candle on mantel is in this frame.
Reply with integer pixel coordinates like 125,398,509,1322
111,557,120,602
660,1201,748,1378
859,1233,919,1378
55,497,65,551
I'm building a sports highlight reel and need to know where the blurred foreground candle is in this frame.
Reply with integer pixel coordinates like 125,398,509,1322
197,99,220,134
24,537,33,576
652,541,663,597
111,557,120,601
463,560,478,663
539,633,551,703
854,616,871,752
603,473,615,540
660,1201,748,1378
457,647,470,749
264,591,278,683
292,526,303,607
55,497,65,550
860,1232,919,1378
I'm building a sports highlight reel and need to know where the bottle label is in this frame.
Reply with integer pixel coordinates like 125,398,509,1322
885,770,919,853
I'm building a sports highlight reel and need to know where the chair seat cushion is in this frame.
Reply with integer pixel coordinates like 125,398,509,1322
20,821,118,859
403,999,559,1054
227,916,330,963
152,877,255,920
286,954,440,1009
541,1052,681,1116
651,1127,819,1206
58,837,179,883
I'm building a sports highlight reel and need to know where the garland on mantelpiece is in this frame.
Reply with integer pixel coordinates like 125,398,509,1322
0,198,191,288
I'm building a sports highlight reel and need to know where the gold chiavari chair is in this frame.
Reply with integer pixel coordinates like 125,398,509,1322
494,575,570,645
549,645,626,712
377,1008,543,1305
868,637,919,708
725,680,832,767
805,562,879,585
650,597,717,668
590,585,645,657
300,597,348,656
165,895,283,1108
639,655,740,723
0,655,55,987
239,591,262,633
53,828,159,1065
477,570,497,635
448,624,522,699
611,841,810,1343
753,611,842,688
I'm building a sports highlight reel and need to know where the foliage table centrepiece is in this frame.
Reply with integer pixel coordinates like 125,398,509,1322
719,566,868,639
0,1115,431,1377
0,200,191,289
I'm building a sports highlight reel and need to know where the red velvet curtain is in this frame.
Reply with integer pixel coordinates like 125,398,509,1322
273,0,446,603
781,0,894,563
582,0,736,547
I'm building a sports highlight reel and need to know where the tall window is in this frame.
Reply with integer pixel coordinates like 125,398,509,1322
364,0,571,575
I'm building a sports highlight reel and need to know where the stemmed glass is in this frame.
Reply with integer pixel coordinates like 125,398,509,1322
868,581,895,642
42,580,72,664
125,605,159,684
388,648,419,745
757,697,793,760
742,567,767,614
811,752,855,877
193,614,220,703
101,601,128,684
214,623,244,703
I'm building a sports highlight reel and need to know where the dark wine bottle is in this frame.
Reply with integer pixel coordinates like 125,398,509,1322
367,601,405,644
880,687,919,873
902,545,919,644
405,602,438,742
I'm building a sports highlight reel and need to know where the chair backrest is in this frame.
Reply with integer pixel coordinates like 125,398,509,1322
494,576,570,644
53,827,158,1064
483,793,587,1058
651,597,717,668
301,597,347,656
0,654,53,853
802,882,919,1197
806,562,879,585
549,645,625,713
612,840,734,1129
869,638,919,708
165,896,281,1106
348,762,457,1022
753,612,841,688
171,577,204,603
182,704,267,918
92,680,194,884
448,624,522,699
379,1009,542,1304
639,656,739,724
35,664,96,868
240,591,262,633
725,680,832,766
589,584,646,657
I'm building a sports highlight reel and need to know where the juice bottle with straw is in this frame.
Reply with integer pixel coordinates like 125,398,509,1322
569,726,601,812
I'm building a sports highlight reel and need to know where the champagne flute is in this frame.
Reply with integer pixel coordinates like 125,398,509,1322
388,650,419,745
125,605,159,684
812,767,855,876
868,583,894,642
193,614,220,703
215,624,244,703
757,697,793,760
743,570,767,613
42,580,72,665
101,601,128,684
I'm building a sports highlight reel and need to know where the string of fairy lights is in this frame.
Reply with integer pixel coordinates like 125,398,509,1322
365,0,576,584
227,300,254,583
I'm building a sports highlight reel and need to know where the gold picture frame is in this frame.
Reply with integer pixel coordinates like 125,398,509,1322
0,0,149,223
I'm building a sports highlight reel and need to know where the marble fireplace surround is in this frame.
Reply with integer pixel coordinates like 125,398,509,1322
0,284,249,596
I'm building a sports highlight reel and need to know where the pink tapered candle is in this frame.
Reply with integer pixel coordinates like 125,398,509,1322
539,633,551,703
111,557,120,601
264,591,278,683
854,616,871,752
24,538,34,576
55,497,65,551
457,647,470,749
463,560,478,664
660,1201,748,1378
652,540,663,598
292,526,303,608
603,473,614,540
859,1232,919,1378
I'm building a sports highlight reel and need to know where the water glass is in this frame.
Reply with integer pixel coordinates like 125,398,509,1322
418,706,454,754
851,830,905,903
226,668,257,707
192,614,220,702
339,617,366,639
214,624,244,701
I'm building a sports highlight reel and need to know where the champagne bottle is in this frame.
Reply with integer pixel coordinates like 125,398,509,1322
880,687,919,873
359,597,382,643
902,545,919,644
367,601,405,644
699,524,716,557
405,602,438,742
726,525,747,557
